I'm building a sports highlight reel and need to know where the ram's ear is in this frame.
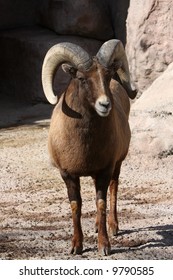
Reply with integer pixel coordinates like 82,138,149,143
62,63,77,78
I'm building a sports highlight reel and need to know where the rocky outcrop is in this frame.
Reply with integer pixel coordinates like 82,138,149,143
126,0,173,93
130,62,173,157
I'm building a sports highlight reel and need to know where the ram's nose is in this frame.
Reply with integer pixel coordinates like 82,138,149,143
95,96,112,117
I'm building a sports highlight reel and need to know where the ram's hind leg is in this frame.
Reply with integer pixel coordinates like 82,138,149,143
108,162,122,236
60,171,83,255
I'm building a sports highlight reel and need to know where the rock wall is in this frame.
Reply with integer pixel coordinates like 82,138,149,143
0,0,130,102
126,0,173,93
0,28,103,102
0,0,39,29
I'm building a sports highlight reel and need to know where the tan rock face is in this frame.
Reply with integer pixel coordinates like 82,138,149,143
130,63,173,157
126,0,173,93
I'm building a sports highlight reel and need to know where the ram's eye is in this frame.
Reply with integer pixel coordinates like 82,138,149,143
78,76,86,84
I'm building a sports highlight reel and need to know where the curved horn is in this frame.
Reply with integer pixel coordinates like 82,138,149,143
42,42,93,104
96,39,137,99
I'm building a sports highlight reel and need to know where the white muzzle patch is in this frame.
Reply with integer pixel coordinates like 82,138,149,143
95,96,112,117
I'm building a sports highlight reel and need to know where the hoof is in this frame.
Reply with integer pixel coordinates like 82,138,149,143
98,245,111,256
108,222,119,236
109,226,119,236
70,245,83,255
98,238,111,256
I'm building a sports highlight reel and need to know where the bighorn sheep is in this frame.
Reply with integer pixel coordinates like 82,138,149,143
42,39,136,255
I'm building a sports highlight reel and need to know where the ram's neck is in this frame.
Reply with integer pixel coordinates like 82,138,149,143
63,79,91,119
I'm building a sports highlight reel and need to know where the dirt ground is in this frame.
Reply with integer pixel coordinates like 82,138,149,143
0,99,173,260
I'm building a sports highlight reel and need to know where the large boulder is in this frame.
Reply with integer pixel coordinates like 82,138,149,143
40,0,130,44
130,63,173,157
126,0,173,93
40,0,114,41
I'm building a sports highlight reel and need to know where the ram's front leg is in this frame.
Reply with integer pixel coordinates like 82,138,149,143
108,163,122,236
94,175,111,256
108,179,119,235
61,172,83,254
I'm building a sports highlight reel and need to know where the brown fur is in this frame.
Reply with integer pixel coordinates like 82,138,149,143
48,60,130,255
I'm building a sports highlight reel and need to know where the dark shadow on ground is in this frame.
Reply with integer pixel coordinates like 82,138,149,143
0,97,53,129
110,224,173,254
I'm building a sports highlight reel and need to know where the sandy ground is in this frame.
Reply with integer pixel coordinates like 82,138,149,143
0,99,173,260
